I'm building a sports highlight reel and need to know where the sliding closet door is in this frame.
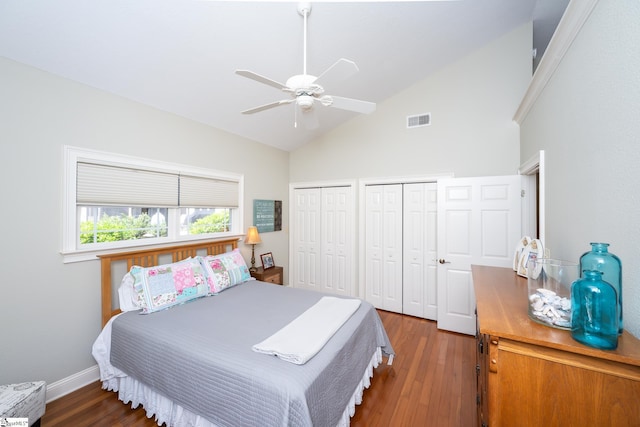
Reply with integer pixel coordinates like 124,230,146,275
292,188,322,291
403,183,438,319
320,187,353,296
365,184,403,313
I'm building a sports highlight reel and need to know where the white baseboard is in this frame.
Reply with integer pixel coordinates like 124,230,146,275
46,365,100,403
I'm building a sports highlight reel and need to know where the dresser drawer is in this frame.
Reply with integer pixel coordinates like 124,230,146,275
250,266,283,285
263,273,282,284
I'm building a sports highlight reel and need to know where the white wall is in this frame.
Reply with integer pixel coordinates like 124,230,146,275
0,57,290,386
290,23,532,182
520,0,640,338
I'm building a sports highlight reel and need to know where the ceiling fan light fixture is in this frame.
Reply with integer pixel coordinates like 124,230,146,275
297,94,314,110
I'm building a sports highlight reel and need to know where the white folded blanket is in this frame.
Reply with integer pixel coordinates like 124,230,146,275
252,296,362,365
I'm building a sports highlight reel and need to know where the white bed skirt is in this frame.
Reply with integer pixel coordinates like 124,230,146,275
102,347,384,427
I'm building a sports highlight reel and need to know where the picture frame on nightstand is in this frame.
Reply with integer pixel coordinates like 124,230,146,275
260,252,274,270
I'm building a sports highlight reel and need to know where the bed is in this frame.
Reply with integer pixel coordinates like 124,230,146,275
92,238,394,427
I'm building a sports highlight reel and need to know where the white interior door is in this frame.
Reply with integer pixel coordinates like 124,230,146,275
365,184,403,312
436,176,521,335
321,187,352,296
292,188,321,291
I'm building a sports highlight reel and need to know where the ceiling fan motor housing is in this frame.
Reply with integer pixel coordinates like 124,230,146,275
286,74,318,91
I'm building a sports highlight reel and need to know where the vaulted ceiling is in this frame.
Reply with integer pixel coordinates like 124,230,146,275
0,0,568,151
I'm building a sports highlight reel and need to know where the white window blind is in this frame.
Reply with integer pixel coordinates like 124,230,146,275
77,162,179,207
179,175,239,208
76,162,239,208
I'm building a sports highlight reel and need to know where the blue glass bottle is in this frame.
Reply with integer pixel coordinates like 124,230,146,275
571,270,618,350
579,242,623,334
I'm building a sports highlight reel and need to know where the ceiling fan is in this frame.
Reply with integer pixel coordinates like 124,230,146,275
235,2,376,128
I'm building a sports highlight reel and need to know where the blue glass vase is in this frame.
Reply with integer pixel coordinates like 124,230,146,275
570,270,618,350
579,242,623,334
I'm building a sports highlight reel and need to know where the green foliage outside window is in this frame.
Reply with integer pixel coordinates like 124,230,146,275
80,213,166,244
80,210,229,244
189,211,230,234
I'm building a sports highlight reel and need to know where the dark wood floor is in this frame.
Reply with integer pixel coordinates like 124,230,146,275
42,310,477,426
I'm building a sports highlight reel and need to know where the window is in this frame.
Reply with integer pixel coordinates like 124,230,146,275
79,206,169,244
63,146,243,262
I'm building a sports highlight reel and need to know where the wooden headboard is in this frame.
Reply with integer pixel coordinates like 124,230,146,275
98,238,239,327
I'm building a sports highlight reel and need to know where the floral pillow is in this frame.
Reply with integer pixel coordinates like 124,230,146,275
199,249,251,294
136,258,210,313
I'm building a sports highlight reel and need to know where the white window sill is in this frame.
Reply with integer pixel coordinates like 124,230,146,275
61,234,244,263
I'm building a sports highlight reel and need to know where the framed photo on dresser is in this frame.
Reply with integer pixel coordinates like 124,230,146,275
260,252,274,270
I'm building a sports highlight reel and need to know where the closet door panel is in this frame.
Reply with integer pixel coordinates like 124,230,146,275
365,186,384,308
333,188,351,295
383,185,403,313
292,188,321,291
293,191,307,288
424,183,438,320
403,183,426,318
321,187,352,296
401,182,438,319
322,190,337,293
365,184,403,313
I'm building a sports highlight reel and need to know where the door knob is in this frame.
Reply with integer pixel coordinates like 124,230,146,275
438,259,451,264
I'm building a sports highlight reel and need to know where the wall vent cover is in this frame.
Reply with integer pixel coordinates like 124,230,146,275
407,113,431,128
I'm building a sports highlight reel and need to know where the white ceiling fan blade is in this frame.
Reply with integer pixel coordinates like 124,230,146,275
323,95,376,115
236,70,289,91
242,99,294,114
312,58,359,88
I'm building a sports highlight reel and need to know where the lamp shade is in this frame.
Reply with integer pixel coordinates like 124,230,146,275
244,226,262,245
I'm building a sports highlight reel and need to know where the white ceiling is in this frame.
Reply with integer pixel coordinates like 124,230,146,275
0,0,568,152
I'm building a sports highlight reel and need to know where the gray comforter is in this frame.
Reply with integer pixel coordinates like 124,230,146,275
110,281,394,427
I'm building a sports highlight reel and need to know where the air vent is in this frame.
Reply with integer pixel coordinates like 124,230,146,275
407,113,431,128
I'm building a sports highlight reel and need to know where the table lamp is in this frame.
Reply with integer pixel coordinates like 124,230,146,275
244,226,262,272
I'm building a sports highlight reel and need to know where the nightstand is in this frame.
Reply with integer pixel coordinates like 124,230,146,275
250,266,283,285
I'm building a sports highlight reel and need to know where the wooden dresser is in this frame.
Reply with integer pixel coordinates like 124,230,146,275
473,265,640,427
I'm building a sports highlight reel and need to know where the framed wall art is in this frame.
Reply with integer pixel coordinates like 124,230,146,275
253,199,282,233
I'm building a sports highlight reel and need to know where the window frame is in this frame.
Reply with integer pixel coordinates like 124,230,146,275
62,145,244,263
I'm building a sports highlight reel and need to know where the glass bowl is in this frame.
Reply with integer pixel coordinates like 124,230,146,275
527,258,579,330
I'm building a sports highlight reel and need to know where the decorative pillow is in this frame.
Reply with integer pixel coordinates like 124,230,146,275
137,258,210,313
199,249,251,294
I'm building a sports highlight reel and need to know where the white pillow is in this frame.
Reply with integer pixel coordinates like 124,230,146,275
117,272,143,312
